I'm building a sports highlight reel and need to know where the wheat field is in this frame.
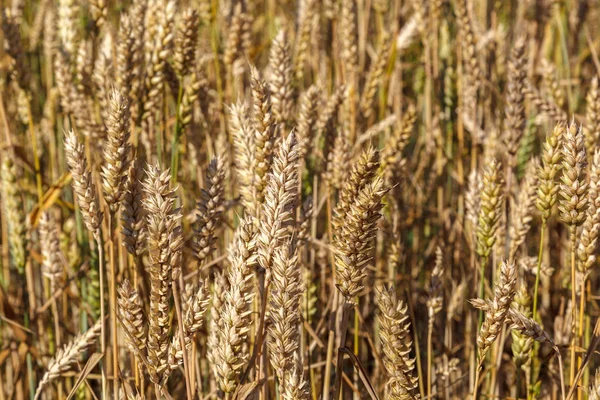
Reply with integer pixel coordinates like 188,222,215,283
1,0,600,399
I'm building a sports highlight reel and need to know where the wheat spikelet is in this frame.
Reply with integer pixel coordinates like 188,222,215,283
511,285,534,369
360,33,392,120
1,156,26,273
589,369,600,400
524,81,567,122
117,279,147,356
325,129,351,190
173,7,199,77
223,3,245,68
2,8,30,90
503,37,527,157
39,212,65,293
194,157,226,267
509,158,539,259
89,0,106,29
475,159,503,259
101,88,132,214
142,164,183,383
559,123,588,229
377,287,418,399
64,130,103,239
121,160,147,257
117,13,136,106
93,35,114,126
269,29,294,124
340,0,358,74
540,59,564,108
230,101,257,214
257,131,299,271
537,124,563,221
335,176,387,301
578,148,600,272
476,260,517,361
207,271,228,383
296,85,320,160
316,86,346,162
454,0,480,115
180,67,206,134
586,77,600,155
380,106,416,185
34,320,102,400
427,246,444,322
282,354,309,400
293,0,317,80
57,0,79,56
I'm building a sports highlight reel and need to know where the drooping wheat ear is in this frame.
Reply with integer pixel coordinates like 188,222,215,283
64,130,103,239
212,216,257,393
360,33,392,120
377,287,418,399
102,89,132,214
2,8,29,90
335,147,380,230
268,244,304,387
524,81,567,122
454,0,481,110
250,64,276,208
173,7,199,77
586,77,600,154
335,176,387,301
296,85,320,161
169,281,210,370
0,156,26,273
223,3,245,68
141,0,176,130
194,157,226,267
117,279,147,357
142,164,183,384
559,123,588,231
257,131,299,271
536,124,563,222
316,86,346,163
427,246,444,323
117,13,136,106
503,37,527,158
475,159,503,260
476,260,517,362
509,157,540,260
511,285,534,370
57,0,79,56
89,0,106,29
34,319,102,400
380,105,416,185
294,0,317,80
540,59,565,108
39,212,65,294
589,369,600,400
578,148,600,272
269,29,294,125
121,160,147,258
471,297,554,346
230,101,257,214
340,0,358,75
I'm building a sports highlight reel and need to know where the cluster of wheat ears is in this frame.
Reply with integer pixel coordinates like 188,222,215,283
4,0,600,399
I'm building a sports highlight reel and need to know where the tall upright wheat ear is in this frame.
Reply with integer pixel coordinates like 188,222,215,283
377,287,418,399
472,260,516,400
1,155,26,274
34,320,102,400
142,164,183,385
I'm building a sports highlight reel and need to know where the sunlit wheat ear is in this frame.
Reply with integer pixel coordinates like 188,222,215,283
377,287,418,399
335,176,387,302
117,279,146,359
537,124,563,222
296,85,320,160
340,0,358,74
117,13,135,106
586,77,600,154
476,260,517,362
293,0,317,80
559,123,588,231
540,59,564,108
57,0,79,56
173,7,199,77
142,164,183,384
475,159,503,260
64,129,103,240
121,160,147,258
509,158,539,260
102,88,131,214
34,320,102,400
503,37,527,158
212,216,256,393
380,105,416,185
269,29,293,124
230,101,257,214
39,212,65,294
223,3,246,68
578,148,600,273
511,285,533,369
194,156,226,267
1,156,26,273
257,131,299,271
360,33,392,120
